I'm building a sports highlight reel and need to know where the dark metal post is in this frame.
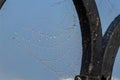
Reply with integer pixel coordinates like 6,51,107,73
73,0,120,80
73,0,103,79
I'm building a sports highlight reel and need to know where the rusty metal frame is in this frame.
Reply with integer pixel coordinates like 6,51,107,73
73,0,120,80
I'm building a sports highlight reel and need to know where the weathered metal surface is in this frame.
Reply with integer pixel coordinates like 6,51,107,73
0,0,6,9
102,15,120,80
73,0,120,80
73,0,103,78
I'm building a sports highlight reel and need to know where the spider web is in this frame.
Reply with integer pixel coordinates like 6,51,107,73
0,0,82,80
0,0,120,80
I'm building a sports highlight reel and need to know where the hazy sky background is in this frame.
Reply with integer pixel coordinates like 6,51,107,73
0,0,120,80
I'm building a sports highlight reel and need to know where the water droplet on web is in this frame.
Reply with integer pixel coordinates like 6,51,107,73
53,36,57,39
38,39,41,42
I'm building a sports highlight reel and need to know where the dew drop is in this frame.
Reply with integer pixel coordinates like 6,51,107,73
38,39,41,42
53,36,57,39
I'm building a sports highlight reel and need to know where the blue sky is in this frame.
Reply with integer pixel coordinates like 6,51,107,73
0,0,120,80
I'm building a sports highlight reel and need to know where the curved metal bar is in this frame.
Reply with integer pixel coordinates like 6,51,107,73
0,0,6,9
102,15,120,80
73,0,103,79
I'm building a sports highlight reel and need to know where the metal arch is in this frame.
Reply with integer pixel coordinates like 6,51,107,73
102,15,120,80
73,0,103,79
73,0,120,80
0,0,6,9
